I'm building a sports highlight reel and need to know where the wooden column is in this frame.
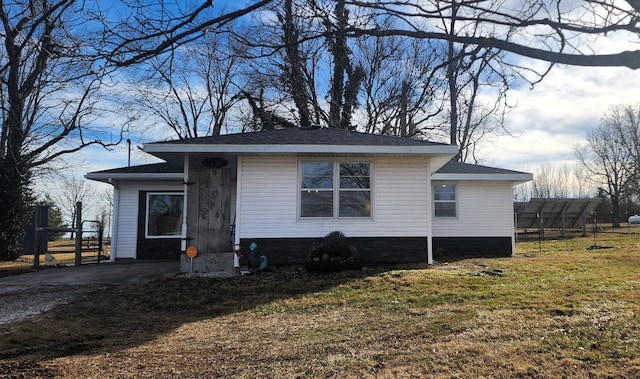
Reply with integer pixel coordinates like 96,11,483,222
186,166,231,254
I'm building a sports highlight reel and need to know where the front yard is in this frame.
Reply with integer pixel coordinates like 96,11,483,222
0,231,639,378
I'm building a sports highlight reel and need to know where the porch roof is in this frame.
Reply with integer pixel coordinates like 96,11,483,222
432,161,532,183
84,163,183,183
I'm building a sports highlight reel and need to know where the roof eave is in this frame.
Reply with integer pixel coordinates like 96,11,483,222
431,173,533,183
143,143,458,156
85,172,184,184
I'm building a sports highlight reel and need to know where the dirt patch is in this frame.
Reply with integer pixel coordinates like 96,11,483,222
0,285,106,326
0,360,61,379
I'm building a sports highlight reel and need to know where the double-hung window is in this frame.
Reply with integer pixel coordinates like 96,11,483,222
145,192,184,238
300,161,372,218
433,183,456,218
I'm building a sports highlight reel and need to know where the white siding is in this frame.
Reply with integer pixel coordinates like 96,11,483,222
236,156,431,239
432,181,514,237
113,180,183,259
375,157,430,236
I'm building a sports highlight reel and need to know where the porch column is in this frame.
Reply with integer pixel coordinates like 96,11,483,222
186,165,231,255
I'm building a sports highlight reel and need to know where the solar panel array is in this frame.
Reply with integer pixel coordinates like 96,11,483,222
514,198,601,231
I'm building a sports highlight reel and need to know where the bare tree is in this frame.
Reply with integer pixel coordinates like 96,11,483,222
575,122,635,228
108,1,640,70
532,163,558,199
448,46,516,163
572,163,591,198
343,1,640,70
103,0,276,67
322,0,365,129
6,0,639,261
53,175,97,239
0,1,126,260
603,103,640,175
100,188,114,239
355,34,447,138
235,0,368,130
0,1,273,260
515,163,596,201
133,28,243,139
233,0,324,129
598,104,640,223
281,0,313,127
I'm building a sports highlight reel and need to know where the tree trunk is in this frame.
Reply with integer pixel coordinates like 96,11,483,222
328,0,348,128
283,0,311,127
611,193,621,228
447,2,459,150
0,157,33,261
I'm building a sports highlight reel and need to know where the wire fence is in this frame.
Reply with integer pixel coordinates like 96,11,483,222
16,238,111,266
516,222,640,248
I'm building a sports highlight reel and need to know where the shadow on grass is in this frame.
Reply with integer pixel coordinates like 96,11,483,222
0,270,378,361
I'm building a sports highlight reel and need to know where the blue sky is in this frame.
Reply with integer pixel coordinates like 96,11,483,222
76,61,637,172
34,1,640,199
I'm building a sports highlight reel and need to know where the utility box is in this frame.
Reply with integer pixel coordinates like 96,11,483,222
21,206,49,254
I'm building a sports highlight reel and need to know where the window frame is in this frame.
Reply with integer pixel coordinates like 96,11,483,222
299,160,373,220
433,182,457,218
145,192,185,239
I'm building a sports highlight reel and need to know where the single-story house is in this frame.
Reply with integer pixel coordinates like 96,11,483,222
86,127,532,269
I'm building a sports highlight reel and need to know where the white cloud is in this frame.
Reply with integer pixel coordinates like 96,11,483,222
487,64,640,173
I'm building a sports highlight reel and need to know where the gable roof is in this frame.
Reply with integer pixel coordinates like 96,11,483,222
433,160,532,183
140,127,460,173
85,129,531,184
148,127,449,147
143,127,458,159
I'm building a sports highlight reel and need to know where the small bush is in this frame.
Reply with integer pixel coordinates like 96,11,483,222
306,231,362,272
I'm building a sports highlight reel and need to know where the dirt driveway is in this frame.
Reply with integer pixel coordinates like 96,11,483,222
0,260,179,325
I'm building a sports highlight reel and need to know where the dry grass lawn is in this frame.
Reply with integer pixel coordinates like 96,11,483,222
1,231,639,378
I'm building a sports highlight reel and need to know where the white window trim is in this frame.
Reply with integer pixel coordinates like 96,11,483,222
298,159,374,220
433,182,457,218
145,192,185,239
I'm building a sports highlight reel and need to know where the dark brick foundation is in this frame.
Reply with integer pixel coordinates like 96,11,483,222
432,237,513,260
238,236,513,266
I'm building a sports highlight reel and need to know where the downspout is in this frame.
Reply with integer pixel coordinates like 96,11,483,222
234,156,243,268
511,184,517,256
426,158,433,264
181,155,189,253
108,178,119,262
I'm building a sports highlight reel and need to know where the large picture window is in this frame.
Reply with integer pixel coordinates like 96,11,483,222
146,193,184,238
301,161,372,218
434,183,456,217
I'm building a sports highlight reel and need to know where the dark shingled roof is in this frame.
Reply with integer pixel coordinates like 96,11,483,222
147,127,448,147
88,162,182,175
89,160,529,177
435,160,530,175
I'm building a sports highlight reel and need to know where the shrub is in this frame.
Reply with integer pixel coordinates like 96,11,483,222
305,231,362,272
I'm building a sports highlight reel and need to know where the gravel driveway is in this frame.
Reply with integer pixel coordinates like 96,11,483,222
0,261,179,326
0,284,106,325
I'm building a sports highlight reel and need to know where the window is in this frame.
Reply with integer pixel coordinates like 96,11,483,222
301,162,334,217
339,162,371,217
434,183,456,217
301,161,372,218
146,193,184,238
